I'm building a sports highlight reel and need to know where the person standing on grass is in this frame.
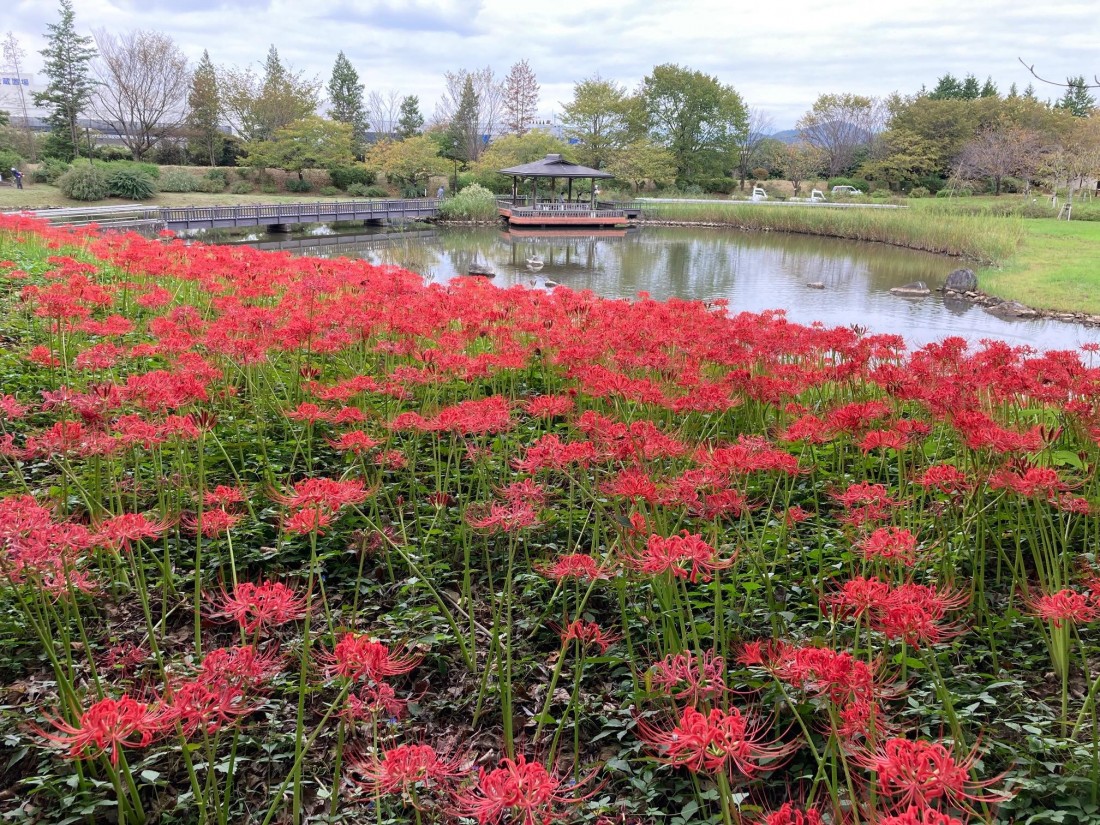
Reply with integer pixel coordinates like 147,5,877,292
10,168,22,190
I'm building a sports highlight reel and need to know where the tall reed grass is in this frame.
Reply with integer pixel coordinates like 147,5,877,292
641,201,1025,265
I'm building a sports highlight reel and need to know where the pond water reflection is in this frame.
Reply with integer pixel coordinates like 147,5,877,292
223,224,1100,351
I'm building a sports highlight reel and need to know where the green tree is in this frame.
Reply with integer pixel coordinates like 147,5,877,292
327,51,368,152
396,95,424,139
1057,76,1096,117
961,74,981,100
639,63,747,183
980,76,999,98
448,75,481,163
779,143,825,195
364,135,447,192
243,115,354,180
859,128,943,190
560,76,631,169
605,138,677,191
221,45,318,142
470,131,570,190
33,0,97,160
187,50,223,166
928,73,962,100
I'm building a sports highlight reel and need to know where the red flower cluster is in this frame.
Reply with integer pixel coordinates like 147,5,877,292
631,531,733,583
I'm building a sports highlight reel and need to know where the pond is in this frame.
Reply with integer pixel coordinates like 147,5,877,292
221,224,1100,351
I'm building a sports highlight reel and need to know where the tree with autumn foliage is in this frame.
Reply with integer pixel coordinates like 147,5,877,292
502,59,540,135
243,115,355,180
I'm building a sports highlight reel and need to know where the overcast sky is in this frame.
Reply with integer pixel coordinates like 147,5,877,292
3,0,1097,129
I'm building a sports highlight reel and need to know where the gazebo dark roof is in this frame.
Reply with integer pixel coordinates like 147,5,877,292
499,154,612,179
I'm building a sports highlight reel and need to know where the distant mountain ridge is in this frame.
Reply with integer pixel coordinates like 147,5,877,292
769,129,801,144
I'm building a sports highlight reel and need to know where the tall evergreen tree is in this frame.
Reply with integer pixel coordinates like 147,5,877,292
928,73,962,100
980,76,998,98
33,0,97,160
961,74,981,99
187,49,223,166
1007,82,1019,99
502,59,539,135
1056,76,1096,117
396,95,424,138
326,51,368,152
448,75,481,162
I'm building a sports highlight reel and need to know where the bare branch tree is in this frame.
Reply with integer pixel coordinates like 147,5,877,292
502,59,539,135
955,126,1043,195
91,28,190,160
733,107,774,191
367,89,402,138
1,31,36,159
1018,58,1099,89
434,66,503,141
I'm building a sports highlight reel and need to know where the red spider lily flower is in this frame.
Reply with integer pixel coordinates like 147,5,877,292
876,805,966,825
601,467,660,503
631,531,734,583
826,575,893,620
285,402,333,423
696,435,801,476
344,682,407,723
499,478,548,506
557,620,620,654
651,649,727,703
916,464,972,495
327,429,382,454
203,485,246,507
763,802,825,825
206,580,308,634
1026,587,1099,628
426,491,453,508
197,645,284,688
859,428,907,453
859,527,920,565
771,645,879,705
183,507,241,537
34,695,171,765
854,737,1011,812
988,465,1065,498
0,395,30,420
872,583,968,648
539,553,609,582
523,394,574,418
96,512,172,551
637,705,795,779
784,505,813,525
465,500,540,533
166,677,260,737
271,477,370,510
835,697,888,741
513,433,600,473
454,753,600,825
283,506,333,535
348,743,464,797
321,633,422,682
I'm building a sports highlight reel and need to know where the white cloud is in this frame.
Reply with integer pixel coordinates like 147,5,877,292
4,0,1096,127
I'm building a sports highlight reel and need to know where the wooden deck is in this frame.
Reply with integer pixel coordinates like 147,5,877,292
497,199,637,227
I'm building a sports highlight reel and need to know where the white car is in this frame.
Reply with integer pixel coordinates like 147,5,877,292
831,185,862,196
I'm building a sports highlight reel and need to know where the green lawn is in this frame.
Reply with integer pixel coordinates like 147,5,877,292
979,219,1100,315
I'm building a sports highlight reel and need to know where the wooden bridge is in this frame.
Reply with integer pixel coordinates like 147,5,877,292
7,198,442,234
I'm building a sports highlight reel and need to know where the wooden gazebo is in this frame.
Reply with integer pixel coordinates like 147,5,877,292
497,154,630,227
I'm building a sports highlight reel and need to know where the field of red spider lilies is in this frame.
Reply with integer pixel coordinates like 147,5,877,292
1,212,1100,825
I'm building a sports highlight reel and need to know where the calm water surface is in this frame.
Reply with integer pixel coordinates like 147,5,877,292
227,224,1100,351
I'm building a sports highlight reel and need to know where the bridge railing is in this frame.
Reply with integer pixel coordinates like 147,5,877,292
497,200,627,218
159,198,441,226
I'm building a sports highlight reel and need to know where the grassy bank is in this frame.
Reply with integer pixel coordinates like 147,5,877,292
977,219,1100,315
0,183,368,211
641,200,1025,265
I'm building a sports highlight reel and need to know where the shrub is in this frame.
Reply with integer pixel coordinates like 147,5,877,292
319,186,341,197
94,145,133,162
0,150,23,177
229,181,253,195
195,176,227,193
152,142,188,166
57,163,110,201
106,168,157,200
327,165,373,190
752,167,770,181
260,182,280,195
908,186,930,199
32,158,70,184
205,168,229,187
158,169,199,193
284,178,312,193
437,183,498,221
347,183,388,198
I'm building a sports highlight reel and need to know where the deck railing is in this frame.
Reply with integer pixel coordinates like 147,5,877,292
497,200,627,218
